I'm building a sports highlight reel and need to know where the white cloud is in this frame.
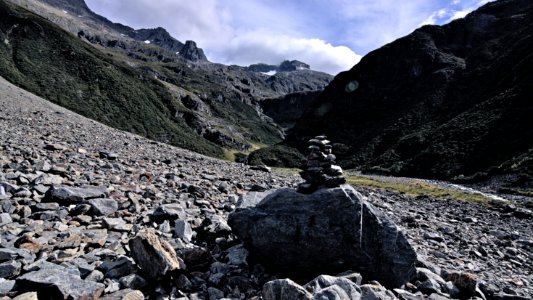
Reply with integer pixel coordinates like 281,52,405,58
420,9,450,26
211,30,361,74
86,0,360,74
85,0,492,75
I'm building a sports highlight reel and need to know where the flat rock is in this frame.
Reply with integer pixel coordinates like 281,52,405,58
103,218,132,232
262,278,312,300
44,186,106,205
87,198,118,216
229,185,417,288
17,268,104,299
304,275,362,299
101,289,145,300
12,292,38,300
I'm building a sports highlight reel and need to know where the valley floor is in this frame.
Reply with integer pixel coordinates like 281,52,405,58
0,76,531,298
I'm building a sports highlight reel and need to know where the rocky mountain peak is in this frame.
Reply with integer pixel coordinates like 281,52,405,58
128,27,184,52
247,60,312,73
279,60,310,71
179,40,208,62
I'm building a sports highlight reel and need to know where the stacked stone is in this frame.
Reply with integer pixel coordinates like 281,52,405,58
297,136,346,193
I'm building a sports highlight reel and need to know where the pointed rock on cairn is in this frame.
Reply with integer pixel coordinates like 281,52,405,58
298,136,346,193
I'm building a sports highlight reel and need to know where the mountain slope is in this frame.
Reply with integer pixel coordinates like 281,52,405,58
0,0,224,155
280,0,533,185
0,0,332,157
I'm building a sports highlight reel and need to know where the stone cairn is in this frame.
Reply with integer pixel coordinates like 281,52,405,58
297,135,346,193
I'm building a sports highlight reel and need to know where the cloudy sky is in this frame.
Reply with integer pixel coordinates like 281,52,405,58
85,0,492,75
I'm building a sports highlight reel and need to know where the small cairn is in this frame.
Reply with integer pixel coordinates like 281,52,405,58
297,136,346,193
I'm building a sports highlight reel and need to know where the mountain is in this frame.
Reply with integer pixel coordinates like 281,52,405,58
261,0,533,188
0,0,332,158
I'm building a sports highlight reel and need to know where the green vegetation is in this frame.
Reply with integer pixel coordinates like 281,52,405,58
248,144,306,168
345,175,493,203
0,0,223,157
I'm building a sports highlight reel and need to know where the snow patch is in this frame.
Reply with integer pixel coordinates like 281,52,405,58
62,10,68,14
261,71,277,76
144,40,151,44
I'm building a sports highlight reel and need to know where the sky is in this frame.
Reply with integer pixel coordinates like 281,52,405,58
85,0,493,75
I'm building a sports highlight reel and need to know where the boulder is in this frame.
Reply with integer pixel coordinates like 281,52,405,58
262,278,313,300
44,186,106,205
228,185,417,288
16,268,104,299
129,229,182,279
87,198,118,216
304,275,361,299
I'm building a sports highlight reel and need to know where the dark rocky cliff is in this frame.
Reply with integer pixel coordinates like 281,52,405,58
282,0,533,186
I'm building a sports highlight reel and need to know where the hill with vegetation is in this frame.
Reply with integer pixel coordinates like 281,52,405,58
256,0,533,190
0,0,332,158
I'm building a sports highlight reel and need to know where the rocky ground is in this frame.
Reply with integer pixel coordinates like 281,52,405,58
0,75,531,300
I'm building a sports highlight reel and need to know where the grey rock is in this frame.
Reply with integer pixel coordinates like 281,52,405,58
150,204,186,222
336,271,363,286
175,219,193,243
203,214,231,235
0,279,15,296
428,294,451,300
70,258,95,277
492,294,531,300
104,278,121,294
262,278,313,300
304,275,361,299
88,198,118,216
129,229,182,279
158,220,171,233
17,268,105,299
119,274,147,289
0,260,21,278
423,232,444,242
313,285,352,300
229,185,417,288
226,244,248,266
100,256,135,279
417,278,441,294
101,289,145,300
0,248,18,262
44,186,106,204
103,217,132,232
208,287,225,300
34,202,60,211
85,269,105,282
12,292,38,300
0,213,12,226
360,284,394,300
236,190,274,208
14,188,32,198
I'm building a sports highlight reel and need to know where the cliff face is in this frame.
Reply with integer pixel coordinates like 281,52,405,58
285,0,533,183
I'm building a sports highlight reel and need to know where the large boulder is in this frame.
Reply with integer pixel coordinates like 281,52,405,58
228,185,417,288
129,229,183,280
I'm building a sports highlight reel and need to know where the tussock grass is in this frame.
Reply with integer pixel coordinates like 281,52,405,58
345,175,492,203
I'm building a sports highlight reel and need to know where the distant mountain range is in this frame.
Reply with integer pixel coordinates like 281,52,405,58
254,0,533,190
0,0,332,157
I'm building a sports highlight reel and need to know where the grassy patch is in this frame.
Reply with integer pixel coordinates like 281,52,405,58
345,175,493,203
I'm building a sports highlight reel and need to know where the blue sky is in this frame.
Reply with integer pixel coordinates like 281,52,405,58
85,0,493,74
